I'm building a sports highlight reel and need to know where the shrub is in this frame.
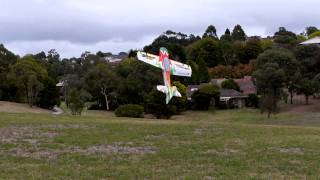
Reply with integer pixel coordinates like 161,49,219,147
68,88,91,115
191,84,220,110
170,81,187,113
247,94,259,108
309,31,320,39
115,104,144,118
221,79,240,91
144,89,178,119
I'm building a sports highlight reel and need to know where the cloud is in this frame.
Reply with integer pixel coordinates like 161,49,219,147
1,0,320,57
4,36,155,58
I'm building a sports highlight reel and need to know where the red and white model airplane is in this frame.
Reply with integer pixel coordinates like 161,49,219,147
137,47,192,104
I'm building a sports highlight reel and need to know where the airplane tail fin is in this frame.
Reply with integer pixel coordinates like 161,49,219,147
157,85,181,104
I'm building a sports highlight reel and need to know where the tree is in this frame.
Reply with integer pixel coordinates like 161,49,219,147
242,38,263,63
233,38,263,64
274,27,297,48
260,39,273,50
306,26,318,37
0,44,18,100
128,50,137,58
196,56,210,83
116,58,162,105
221,79,240,91
8,56,48,106
257,49,298,104
253,63,286,118
187,38,222,67
85,64,118,110
287,72,302,104
37,77,61,109
220,28,232,42
294,44,320,79
219,41,237,65
209,60,256,79
297,79,314,105
312,74,320,97
143,30,199,63
231,25,246,41
202,25,218,39
46,49,62,81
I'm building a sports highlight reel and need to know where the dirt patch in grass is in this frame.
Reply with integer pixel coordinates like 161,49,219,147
0,125,156,159
0,126,59,144
0,125,95,144
204,148,243,156
0,101,52,114
6,144,157,159
38,124,96,130
74,144,157,155
279,148,304,155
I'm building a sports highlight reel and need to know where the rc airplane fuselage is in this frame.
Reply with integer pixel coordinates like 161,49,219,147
137,47,192,104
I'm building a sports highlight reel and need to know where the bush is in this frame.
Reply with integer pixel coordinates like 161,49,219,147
68,88,91,115
170,81,187,113
309,31,320,39
191,84,220,110
144,89,178,119
247,94,259,108
115,104,144,118
221,79,240,91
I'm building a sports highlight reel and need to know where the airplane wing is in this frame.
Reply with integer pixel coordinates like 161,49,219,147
137,51,192,77
170,60,192,77
137,51,163,69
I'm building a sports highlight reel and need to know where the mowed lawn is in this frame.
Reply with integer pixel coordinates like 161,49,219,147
1,109,320,179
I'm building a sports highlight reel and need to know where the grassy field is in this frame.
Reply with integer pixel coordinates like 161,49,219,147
1,108,320,179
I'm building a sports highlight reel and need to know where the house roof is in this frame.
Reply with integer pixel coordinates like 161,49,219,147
300,36,320,45
220,89,247,98
211,76,257,95
234,76,257,95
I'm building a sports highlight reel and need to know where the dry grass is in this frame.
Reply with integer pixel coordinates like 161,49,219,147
0,101,51,114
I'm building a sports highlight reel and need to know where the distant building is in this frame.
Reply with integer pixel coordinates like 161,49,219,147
186,85,200,101
101,52,128,63
220,89,247,108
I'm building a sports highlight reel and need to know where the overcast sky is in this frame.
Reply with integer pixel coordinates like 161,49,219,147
1,0,319,58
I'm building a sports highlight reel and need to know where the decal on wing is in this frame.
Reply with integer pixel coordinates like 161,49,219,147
137,51,163,69
170,60,192,77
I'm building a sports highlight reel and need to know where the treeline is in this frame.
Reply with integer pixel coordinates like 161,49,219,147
0,24,320,118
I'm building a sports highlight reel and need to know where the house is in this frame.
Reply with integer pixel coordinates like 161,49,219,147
186,85,248,108
187,76,256,108
102,52,128,63
220,89,247,108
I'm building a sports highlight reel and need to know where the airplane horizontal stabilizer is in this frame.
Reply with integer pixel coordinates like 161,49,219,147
171,86,182,97
157,85,168,94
